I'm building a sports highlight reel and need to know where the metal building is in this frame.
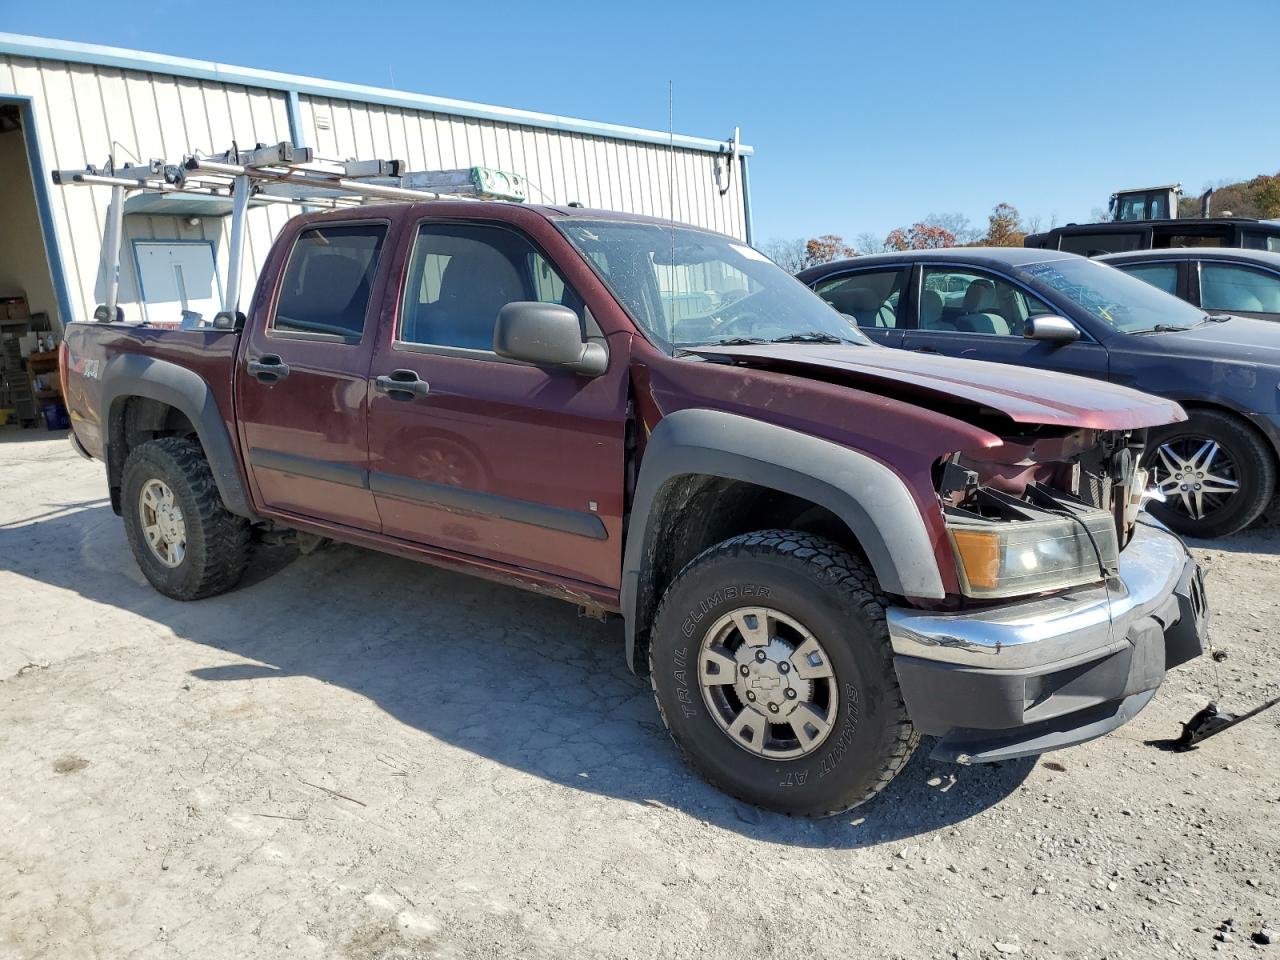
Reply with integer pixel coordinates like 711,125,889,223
0,33,754,331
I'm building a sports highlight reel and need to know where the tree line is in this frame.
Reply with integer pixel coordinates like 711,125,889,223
761,202,1044,272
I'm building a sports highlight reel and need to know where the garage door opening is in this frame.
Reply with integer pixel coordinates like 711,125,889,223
0,102,60,334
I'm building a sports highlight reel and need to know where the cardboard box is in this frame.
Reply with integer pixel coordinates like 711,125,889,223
1,297,29,321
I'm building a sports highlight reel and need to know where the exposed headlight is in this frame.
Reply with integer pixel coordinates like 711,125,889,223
947,503,1119,600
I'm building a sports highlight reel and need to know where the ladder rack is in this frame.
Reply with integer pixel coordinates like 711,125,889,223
51,141,528,326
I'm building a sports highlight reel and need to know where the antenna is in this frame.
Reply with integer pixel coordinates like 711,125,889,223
667,80,676,343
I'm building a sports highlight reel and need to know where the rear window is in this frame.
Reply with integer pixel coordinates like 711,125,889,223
273,223,387,340
1058,232,1144,257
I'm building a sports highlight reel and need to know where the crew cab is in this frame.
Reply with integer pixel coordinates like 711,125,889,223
62,201,1207,816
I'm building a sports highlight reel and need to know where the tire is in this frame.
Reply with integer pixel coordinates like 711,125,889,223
1143,410,1276,539
648,530,918,817
120,437,251,600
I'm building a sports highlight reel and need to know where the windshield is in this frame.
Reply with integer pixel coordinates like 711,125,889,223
556,219,869,351
1020,256,1207,333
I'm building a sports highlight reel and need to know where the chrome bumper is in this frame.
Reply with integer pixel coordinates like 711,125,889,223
886,519,1208,763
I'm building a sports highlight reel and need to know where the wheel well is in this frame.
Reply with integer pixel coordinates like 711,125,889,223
106,396,198,513
630,474,871,671
1161,401,1279,461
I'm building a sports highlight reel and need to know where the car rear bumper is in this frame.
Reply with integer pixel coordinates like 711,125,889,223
886,520,1207,764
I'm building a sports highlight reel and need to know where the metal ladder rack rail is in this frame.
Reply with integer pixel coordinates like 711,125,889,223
51,141,528,325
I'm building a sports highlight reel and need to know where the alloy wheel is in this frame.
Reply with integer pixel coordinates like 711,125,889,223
139,478,187,568
1152,436,1240,521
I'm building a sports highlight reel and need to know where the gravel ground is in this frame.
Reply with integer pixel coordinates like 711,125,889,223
1,427,1277,960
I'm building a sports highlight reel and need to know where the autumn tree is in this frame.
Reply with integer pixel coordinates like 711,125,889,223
803,234,858,267
983,202,1025,246
1247,174,1280,218
884,222,956,251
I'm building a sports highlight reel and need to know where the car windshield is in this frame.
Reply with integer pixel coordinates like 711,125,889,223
555,218,869,352
1020,256,1208,333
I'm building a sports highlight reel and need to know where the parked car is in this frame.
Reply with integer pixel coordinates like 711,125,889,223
1024,217,1280,257
62,206,1205,817
798,248,1280,538
1099,247,1280,323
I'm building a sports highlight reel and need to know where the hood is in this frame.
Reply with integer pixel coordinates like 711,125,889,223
691,344,1185,431
1139,315,1280,362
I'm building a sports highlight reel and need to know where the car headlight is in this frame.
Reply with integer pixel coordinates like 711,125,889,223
947,509,1119,599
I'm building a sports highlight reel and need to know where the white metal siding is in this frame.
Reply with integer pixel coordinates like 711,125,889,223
1,53,746,328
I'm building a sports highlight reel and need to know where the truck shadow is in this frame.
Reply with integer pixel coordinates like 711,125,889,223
2,504,1035,848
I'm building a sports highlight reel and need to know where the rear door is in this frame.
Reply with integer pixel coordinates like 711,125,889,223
901,264,1109,378
235,218,392,531
807,265,910,347
1195,260,1280,321
363,217,629,589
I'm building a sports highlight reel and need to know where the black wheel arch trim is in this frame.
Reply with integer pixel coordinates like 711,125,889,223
621,408,946,672
101,353,257,520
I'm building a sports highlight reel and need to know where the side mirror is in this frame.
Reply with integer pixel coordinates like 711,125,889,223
494,301,608,377
1024,315,1080,343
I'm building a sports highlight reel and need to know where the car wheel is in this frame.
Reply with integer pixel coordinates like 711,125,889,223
120,437,251,600
648,530,918,817
1144,410,1276,539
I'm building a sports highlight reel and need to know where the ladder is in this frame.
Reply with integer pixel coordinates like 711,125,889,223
51,141,528,327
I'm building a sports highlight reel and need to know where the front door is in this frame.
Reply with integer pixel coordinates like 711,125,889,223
901,265,1109,379
808,265,910,348
364,219,629,589
235,219,391,531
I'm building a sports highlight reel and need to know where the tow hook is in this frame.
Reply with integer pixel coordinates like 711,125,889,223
1172,695,1280,751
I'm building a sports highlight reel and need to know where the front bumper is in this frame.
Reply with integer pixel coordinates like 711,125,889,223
887,520,1208,764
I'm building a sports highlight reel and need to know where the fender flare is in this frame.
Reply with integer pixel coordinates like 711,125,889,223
101,352,256,519
621,408,945,670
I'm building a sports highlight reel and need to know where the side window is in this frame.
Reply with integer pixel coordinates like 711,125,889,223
813,268,908,328
920,267,1052,337
1243,232,1280,254
273,223,387,340
1117,262,1179,295
1058,231,1144,256
399,224,582,350
1200,263,1280,314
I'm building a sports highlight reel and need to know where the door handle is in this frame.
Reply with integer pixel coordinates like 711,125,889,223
247,354,291,383
914,345,939,353
374,369,430,400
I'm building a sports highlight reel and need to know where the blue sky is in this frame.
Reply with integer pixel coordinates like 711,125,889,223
7,0,1279,244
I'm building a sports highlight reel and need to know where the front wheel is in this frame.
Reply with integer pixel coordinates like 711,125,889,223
1144,410,1276,539
648,530,918,817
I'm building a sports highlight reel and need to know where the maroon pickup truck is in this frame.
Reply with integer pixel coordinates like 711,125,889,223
62,201,1208,816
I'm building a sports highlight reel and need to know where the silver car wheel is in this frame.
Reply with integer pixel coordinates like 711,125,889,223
1154,437,1240,520
697,606,840,760
139,478,187,568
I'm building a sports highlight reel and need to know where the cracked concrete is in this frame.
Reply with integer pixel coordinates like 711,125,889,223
1,427,1278,959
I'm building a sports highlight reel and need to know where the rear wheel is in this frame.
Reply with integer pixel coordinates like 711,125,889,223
120,437,251,600
648,530,918,817
1144,410,1275,539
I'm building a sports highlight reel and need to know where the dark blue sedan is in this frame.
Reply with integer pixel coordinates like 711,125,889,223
797,248,1280,538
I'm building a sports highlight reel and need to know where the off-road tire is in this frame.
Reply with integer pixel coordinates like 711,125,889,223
1144,410,1276,540
648,530,918,817
120,437,251,600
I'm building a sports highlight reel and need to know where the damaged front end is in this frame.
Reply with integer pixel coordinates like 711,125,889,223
938,427,1151,601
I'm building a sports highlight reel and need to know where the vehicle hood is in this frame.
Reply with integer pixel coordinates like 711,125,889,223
1137,315,1280,363
691,344,1185,430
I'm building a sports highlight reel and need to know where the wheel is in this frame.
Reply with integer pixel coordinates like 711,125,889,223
648,530,918,817
120,437,251,600
1143,410,1276,539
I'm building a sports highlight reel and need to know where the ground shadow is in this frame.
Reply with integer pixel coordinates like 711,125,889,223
0,425,69,444
1,503,1035,847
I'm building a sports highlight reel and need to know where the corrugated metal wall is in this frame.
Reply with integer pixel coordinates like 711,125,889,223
0,53,745,329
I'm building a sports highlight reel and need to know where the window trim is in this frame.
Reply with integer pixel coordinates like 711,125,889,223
266,218,391,346
391,217,593,359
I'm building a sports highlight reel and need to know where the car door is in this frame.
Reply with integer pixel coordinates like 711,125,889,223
1195,260,1280,321
235,218,392,531
808,266,910,347
364,217,629,589
900,264,1109,378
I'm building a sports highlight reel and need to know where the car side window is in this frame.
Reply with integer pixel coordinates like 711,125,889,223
1117,263,1179,296
273,223,387,340
1200,262,1280,314
919,267,1053,337
812,268,908,328
399,223,583,350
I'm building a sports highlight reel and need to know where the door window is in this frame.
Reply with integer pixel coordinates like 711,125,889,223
1116,262,1179,295
919,267,1053,336
1200,262,1280,313
273,223,387,340
812,268,908,328
1058,232,1144,256
1243,232,1280,253
399,223,582,350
